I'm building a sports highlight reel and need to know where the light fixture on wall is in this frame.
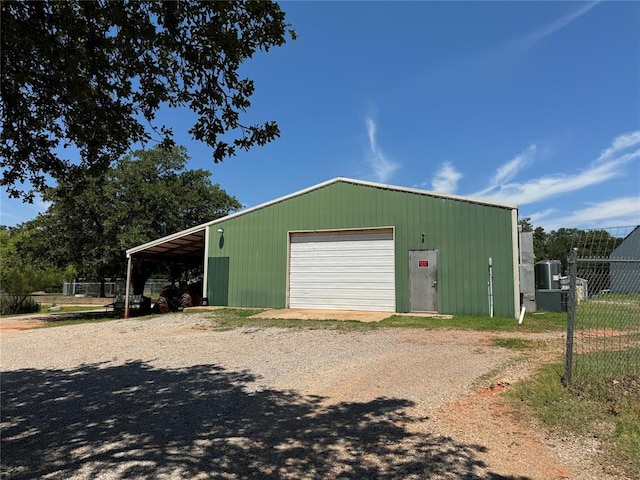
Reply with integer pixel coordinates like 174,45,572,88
217,228,224,235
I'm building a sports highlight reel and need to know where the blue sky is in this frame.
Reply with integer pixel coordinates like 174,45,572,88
1,0,639,232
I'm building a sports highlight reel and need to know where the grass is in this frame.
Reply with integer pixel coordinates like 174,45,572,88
492,337,547,350
571,349,640,398
39,304,103,314
42,315,116,328
576,298,640,330
383,312,566,332
591,292,640,302
0,304,103,319
193,308,568,333
37,304,109,328
39,306,118,328
10,305,570,333
197,309,374,332
507,351,640,479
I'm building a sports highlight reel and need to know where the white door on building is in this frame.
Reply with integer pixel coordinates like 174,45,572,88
288,229,395,311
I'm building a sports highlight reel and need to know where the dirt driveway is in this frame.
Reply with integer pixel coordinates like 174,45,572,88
0,313,617,479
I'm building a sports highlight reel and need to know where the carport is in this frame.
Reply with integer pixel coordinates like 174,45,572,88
123,225,209,317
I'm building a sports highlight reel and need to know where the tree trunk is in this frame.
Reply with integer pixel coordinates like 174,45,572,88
131,260,155,295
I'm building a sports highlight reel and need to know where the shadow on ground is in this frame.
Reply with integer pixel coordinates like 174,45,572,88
1,361,530,479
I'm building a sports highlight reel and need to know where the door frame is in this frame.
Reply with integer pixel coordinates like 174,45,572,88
408,249,438,312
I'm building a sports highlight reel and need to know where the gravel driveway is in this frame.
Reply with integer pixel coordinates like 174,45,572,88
0,313,587,479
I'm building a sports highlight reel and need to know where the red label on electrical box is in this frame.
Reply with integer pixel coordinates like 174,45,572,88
418,260,428,267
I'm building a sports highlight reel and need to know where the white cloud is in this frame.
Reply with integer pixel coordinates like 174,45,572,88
474,145,536,196
531,197,640,231
595,130,640,164
431,162,463,194
420,2,601,86
364,117,399,183
474,131,640,206
517,2,600,50
492,145,536,186
481,2,601,63
528,208,558,225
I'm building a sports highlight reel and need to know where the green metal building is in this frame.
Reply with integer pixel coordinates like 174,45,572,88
127,178,520,317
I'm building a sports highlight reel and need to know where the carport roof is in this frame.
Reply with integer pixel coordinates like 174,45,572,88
127,226,205,262
127,177,518,261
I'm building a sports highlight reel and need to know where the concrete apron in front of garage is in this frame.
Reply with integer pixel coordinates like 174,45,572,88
186,306,453,323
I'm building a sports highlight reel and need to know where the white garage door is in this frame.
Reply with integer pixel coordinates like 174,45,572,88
288,229,395,311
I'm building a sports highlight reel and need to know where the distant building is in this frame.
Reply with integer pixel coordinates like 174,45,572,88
560,276,588,302
610,226,640,294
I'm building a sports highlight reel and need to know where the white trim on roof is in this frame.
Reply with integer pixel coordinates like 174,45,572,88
126,177,518,257
338,177,518,210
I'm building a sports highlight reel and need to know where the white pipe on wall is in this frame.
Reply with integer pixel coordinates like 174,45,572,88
519,306,526,324
488,257,494,318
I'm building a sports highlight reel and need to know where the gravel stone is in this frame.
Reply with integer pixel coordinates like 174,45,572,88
0,313,623,479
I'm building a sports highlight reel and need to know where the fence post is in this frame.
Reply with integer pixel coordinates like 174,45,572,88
564,248,578,388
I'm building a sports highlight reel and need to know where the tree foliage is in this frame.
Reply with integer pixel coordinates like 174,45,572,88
13,146,241,294
0,227,72,313
518,217,533,232
519,218,623,273
112,147,241,250
1,0,295,200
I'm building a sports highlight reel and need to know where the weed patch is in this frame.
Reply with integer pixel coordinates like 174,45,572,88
493,338,547,350
198,309,567,333
508,362,640,478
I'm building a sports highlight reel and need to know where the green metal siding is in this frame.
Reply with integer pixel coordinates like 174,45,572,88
207,181,516,317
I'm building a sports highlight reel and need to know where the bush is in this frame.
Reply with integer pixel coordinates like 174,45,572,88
0,295,40,315
0,261,64,314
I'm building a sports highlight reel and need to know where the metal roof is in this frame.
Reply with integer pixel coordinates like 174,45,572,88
127,177,518,260
128,228,205,263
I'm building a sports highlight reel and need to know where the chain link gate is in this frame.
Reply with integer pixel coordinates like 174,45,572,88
564,227,640,399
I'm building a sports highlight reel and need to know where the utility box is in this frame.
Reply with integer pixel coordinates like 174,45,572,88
535,260,562,290
536,289,568,312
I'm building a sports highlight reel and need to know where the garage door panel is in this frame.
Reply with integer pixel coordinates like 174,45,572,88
289,302,376,310
289,229,395,312
290,248,392,258
290,283,395,293
290,295,396,309
291,239,392,248
289,299,395,310
291,281,395,289
290,255,393,264
291,256,395,268
290,267,395,277
291,231,392,243
290,273,395,283
290,286,395,296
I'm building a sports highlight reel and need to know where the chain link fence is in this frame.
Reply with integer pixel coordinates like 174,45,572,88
62,279,169,297
564,226,640,399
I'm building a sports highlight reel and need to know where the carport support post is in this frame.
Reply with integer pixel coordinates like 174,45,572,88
124,255,133,318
